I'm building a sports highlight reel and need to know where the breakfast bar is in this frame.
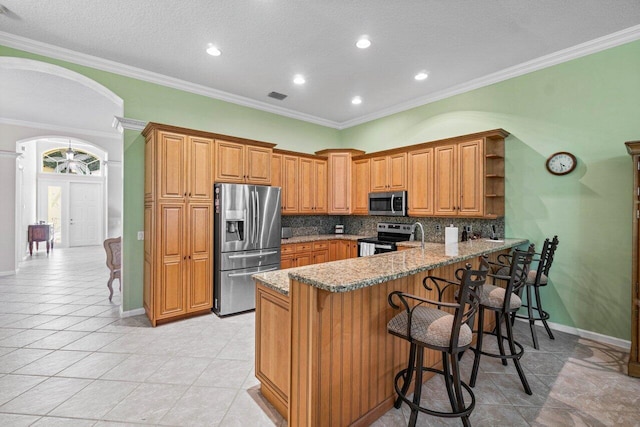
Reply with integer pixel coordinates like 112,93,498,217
253,238,527,425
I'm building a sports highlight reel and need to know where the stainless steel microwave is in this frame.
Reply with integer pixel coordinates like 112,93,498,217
368,191,407,216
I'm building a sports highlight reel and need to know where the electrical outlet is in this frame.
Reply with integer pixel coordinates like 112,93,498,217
137,231,144,241
435,224,441,231
465,226,472,232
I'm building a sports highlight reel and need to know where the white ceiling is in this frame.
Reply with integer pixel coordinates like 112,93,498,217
1,0,640,129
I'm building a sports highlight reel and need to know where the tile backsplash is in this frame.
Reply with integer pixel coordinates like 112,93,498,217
282,215,504,242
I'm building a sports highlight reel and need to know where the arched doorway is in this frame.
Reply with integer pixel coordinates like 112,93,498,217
0,57,124,304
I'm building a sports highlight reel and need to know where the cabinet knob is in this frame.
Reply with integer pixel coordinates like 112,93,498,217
189,192,192,197
183,256,187,260
184,192,187,196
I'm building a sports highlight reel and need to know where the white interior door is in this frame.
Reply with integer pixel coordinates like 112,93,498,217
69,182,103,246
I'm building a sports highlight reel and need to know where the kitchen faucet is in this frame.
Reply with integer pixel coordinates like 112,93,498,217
413,222,425,249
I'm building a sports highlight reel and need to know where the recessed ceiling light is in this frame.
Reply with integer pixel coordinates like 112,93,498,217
356,37,371,49
415,71,429,81
206,45,222,57
293,74,306,85
351,96,362,105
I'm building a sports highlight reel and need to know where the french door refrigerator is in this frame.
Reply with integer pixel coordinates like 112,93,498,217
213,183,281,316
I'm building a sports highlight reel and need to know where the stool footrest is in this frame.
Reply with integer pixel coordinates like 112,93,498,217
394,366,475,419
515,305,551,321
471,330,525,360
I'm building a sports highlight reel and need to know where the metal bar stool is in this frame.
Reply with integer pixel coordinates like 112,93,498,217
510,236,559,349
469,248,535,395
388,264,487,427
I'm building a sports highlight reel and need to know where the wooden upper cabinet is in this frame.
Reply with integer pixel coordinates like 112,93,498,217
188,136,214,201
298,157,327,213
246,145,272,184
408,147,434,216
433,139,485,217
458,139,483,217
370,153,407,192
214,140,244,183
271,153,283,189
282,155,299,214
328,152,351,214
158,131,187,200
215,139,272,184
434,144,458,216
352,158,371,215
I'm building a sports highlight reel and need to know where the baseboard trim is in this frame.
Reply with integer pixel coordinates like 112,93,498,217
515,317,631,350
120,307,145,318
0,270,16,277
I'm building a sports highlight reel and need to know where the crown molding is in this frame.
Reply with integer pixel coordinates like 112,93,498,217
339,24,640,129
0,31,340,129
112,116,147,133
2,24,639,131
0,117,121,140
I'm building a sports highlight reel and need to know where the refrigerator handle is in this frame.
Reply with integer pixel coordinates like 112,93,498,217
256,191,261,243
251,190,257,244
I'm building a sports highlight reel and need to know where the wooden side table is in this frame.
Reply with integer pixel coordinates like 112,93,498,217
28,224,54,255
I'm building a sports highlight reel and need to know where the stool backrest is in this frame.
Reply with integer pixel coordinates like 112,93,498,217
450,264,487,350
487,245,534,311
539,235,559,277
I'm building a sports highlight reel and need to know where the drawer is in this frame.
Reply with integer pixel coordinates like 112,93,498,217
296,243,313,252
313,241,329,250
281,244,295,254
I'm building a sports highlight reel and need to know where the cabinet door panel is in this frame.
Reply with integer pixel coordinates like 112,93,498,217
189,137,213,200
144,133,155,201
188,204,213,311
281,256,295,269
215,140,245,182
388,153,407,190
271,154,283,189
329,153,350,214
408,148,434,216
313,249,329,264
246,146,272,184
158,132,186,199
298,158,314,213
144,204,154,319
370,156,388,192
458,140,483,216
352,159,370,214
282,155,299,213
296,252,313,267
314,159,328,213
434,145,458,215
158,204,186,317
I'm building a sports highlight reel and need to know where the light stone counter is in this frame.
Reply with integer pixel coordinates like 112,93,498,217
254,238,527,296
280,233,365,244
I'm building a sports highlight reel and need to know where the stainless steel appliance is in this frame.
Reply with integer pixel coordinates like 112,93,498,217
368,191,407,216
357,222,413,256
214,183,281,316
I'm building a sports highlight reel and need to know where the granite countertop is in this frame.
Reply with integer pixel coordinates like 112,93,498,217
281,234,365,244
254,238,527,296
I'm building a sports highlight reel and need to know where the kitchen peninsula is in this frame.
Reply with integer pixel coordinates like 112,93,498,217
253,238,527,425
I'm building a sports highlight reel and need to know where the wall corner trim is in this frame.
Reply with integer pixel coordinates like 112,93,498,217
516,318,631,350
119,306,145,318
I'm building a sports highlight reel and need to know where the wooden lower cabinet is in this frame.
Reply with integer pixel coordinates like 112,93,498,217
256,284,290,418
281,241,330,268
330,239,354,261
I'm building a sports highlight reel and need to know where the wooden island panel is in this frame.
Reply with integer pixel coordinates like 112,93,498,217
285,251,507,426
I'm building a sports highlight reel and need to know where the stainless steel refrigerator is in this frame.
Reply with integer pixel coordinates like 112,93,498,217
213,183,281,316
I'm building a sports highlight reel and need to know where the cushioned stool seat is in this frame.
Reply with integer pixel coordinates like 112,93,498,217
477,284,521,310
388,307,473,348
526,269,548,285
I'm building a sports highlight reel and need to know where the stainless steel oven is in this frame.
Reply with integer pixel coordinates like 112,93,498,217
357,222,413,257
368,191,407,216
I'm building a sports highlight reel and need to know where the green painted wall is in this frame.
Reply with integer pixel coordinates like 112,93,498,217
0,45,340,311
3,39,639,340
342,40,640,340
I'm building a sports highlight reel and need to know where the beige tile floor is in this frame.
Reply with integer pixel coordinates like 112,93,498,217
0,246,638,426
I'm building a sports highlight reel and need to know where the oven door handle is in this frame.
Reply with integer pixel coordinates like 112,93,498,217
391,195,395,214
375,244,394,250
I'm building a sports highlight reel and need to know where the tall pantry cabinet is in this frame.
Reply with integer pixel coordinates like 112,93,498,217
143,123,214,326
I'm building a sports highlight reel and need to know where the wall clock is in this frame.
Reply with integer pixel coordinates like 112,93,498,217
546,151,576,175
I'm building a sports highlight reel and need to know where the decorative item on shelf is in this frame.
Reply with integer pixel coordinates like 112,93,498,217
546,151,577,175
